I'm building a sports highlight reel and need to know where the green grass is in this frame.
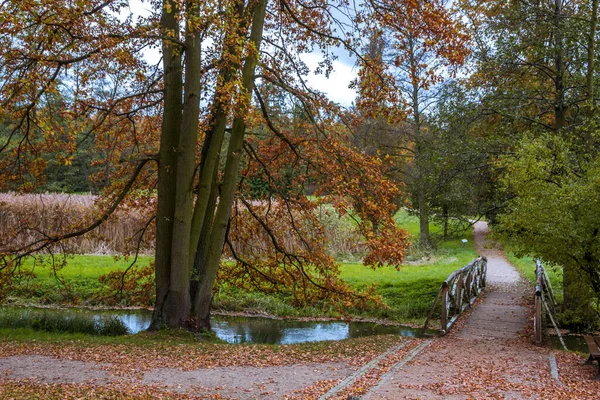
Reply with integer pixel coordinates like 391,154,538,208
339,237,479,324
9,255,153,305
213,289,313,317
18,254,153,280
505,253,564,304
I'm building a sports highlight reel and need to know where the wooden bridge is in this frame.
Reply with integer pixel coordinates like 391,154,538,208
363,221,554,399
422,256,487,333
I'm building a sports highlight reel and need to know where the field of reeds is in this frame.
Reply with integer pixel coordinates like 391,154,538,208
0,192,155,255
0,193,367,259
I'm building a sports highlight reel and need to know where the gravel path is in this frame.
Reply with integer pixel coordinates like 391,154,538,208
0,355,112,384
141,363,352,399
0,353,358,399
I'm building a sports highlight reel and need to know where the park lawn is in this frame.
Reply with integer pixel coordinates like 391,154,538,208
339,235,479,324
505,253,564,304
18,254,154,280
9,255,153,305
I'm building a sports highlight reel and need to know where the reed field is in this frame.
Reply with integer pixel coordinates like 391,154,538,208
0,192,154,255
0,193,367,259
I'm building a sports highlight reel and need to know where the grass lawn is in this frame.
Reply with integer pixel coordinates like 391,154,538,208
505,253,564,304
18,254,154,280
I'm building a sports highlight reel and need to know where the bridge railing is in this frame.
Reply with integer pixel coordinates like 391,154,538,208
422,256,487,334
534,259,566,349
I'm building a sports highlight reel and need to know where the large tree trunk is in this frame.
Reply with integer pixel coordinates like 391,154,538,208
193,0,268,329
150,0,182,331
188,0,248,271
165,0,203,327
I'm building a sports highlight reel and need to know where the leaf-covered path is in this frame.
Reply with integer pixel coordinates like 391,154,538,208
361,222,599,399
1,222,600,398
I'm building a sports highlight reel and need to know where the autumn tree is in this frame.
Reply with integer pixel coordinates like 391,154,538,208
354,0,469,248
0,0,416,330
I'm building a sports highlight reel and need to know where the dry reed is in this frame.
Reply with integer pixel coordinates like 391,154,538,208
0,192,154,255
0,193,365,259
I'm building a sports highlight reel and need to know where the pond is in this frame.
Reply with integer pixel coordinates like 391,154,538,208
3,306,437,344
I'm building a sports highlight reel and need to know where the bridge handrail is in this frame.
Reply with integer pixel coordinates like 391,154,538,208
422,256,487,334
534,259,565,349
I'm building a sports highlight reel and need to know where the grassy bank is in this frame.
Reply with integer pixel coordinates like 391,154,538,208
8,255,153,305
505,253,564,303
213,232,478,325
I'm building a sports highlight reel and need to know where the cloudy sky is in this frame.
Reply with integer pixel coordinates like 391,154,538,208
300,52,358,106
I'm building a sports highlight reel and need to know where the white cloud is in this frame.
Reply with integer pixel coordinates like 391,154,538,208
300,53,357,107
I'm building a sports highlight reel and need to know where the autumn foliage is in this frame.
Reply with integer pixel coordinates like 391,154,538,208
0,0,476,328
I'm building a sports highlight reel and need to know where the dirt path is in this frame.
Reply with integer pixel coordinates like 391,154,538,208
2,222,600,399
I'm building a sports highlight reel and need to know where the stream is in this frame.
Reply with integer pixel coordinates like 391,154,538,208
3,306,436,344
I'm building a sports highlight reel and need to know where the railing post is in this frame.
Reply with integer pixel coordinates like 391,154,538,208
465,273,472,301
481,257,487,288
456,278,463,312
534,261,544,345
441,284,449,331
535,293,542,345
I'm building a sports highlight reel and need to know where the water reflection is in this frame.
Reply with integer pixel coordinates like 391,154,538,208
550,335,587,353
3,306,436,344
213,319,353,344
